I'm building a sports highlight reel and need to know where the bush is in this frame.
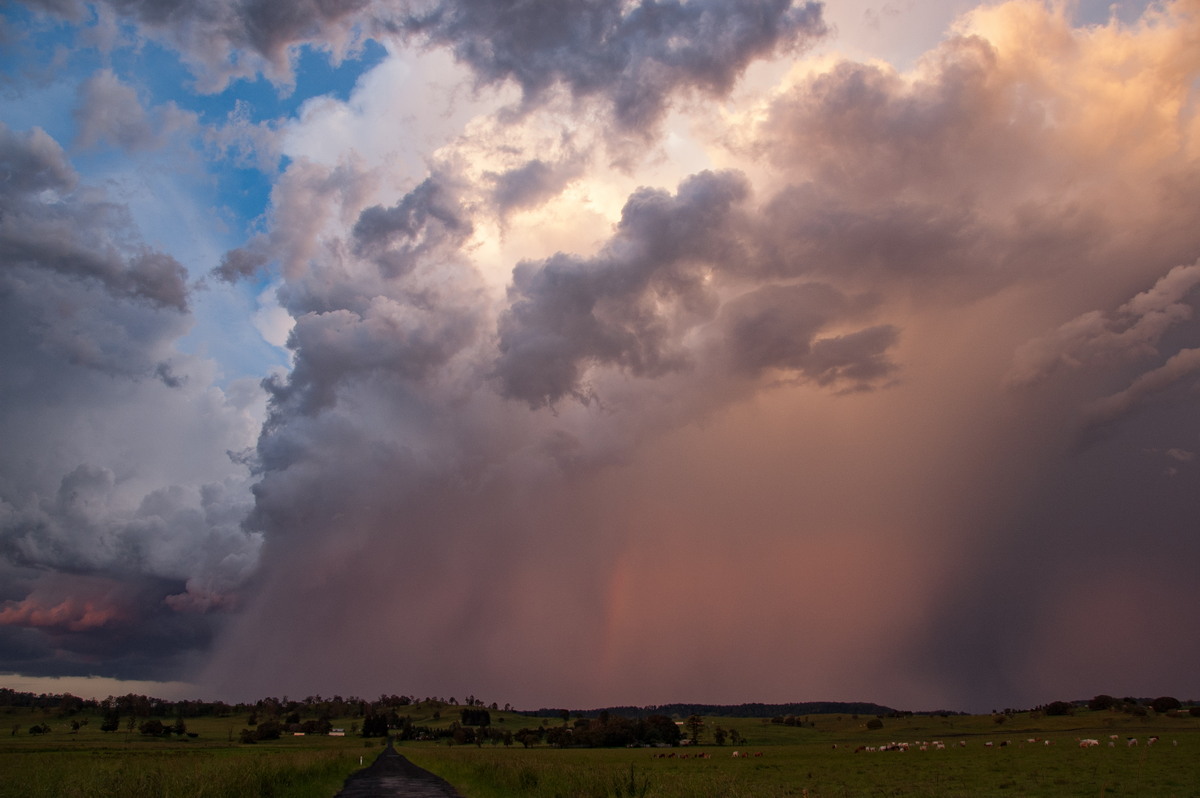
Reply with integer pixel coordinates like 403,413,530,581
139,720,166,736
865,718,883,730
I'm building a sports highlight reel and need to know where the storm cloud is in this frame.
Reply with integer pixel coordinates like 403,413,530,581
4,0,1200,712
0,121,262,681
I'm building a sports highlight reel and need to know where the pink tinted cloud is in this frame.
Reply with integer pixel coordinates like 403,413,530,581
0,594,126,632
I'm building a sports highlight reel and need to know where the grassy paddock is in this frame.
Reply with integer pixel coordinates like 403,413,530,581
0,710,376,798
403,711,1200,798
2,707,1197,797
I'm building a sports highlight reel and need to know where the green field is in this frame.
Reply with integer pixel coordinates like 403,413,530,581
2,705,1198,797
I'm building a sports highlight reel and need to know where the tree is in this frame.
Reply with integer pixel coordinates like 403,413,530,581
515,728,541,748
461,708,491,727
1044,701,1073,716
361,714,389,737
140,719,166,736
1150,696,1181,714
684,715,704,745
255,719,282,740
546,726,572,748
866,718,884,730
1089,694,1116,711
728,728,743,747
712,725,727,745
638,715,681,747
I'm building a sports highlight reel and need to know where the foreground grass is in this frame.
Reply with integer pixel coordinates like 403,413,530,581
0,746,364,798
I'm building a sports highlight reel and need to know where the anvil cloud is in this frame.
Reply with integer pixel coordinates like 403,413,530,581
2,0,1199,713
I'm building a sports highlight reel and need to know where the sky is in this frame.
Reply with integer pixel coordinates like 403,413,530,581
1,0,1198,715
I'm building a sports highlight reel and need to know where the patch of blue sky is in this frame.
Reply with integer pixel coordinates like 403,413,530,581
108,34,389,127
5,6,387,238
181,282,294,383
3,6,392,382
1072,0,1155,26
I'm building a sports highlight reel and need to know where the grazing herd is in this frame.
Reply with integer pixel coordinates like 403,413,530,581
846,735,1178,752
650,736,1179,760
1079,735,1167,748
651,751,765,759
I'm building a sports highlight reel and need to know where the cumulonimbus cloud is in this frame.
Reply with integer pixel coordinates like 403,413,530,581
7,0,1200,711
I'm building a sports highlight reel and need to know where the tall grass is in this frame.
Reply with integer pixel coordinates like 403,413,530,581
0,748,361,798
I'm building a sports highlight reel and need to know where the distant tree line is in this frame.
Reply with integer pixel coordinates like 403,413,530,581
522,701,899,721
507,712,683,748
5,688,1197,740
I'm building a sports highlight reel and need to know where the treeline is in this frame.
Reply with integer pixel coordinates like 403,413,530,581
0,688,478,721
0,688,475,736
2,689,893,724
1031,695,1199,718
524,701,897,720
508,713,682,748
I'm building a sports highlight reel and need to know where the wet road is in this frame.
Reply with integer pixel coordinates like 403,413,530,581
333,743,464,798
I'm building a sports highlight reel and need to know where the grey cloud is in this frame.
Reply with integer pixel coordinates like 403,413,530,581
0,124,76,194
757,184,987,287
715,284,898,387
1081,347,1200,433
751,40,1052,199
266,296,481,415
211,158,374,284
214,241,272,284
258,174,486,418
0,570,225,681
353,176,473,277
1,464,258,591
32,1,826,134
493,168,904,407
0,124,263,683
0,124,189,312
73,69,197,151
494,170,752,407
1008,261,1200,387
18,0,89,20
488,155,585,216
403,0,827,132
59,0,374,90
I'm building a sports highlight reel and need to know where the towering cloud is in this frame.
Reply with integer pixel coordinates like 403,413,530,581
0,123,262,681
4,0,1200,711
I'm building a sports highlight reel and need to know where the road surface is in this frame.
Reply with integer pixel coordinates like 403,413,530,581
333,743,465,798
